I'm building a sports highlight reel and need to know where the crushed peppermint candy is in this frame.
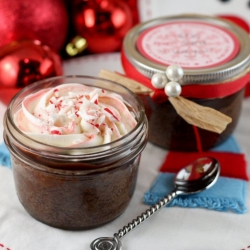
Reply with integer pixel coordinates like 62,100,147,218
14,83,137,147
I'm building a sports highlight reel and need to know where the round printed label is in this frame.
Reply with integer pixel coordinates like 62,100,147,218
136,21,240,68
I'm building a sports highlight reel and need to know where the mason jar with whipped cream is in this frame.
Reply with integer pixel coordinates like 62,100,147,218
3,76,148,230
122,14,250,151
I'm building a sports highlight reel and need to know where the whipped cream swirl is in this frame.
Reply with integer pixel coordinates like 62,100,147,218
14,83,137,147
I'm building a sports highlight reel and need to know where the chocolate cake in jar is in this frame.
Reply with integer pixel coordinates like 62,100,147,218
122,14,250,151
3,76,148,230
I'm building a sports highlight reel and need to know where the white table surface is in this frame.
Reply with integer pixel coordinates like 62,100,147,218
1,1,250,249
0,52,250,250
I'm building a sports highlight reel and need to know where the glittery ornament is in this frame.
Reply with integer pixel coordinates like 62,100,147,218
72,0,133,53
0,0,69,52
0,40,63,105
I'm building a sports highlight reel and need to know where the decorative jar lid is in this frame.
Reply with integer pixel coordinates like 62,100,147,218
123,14,250,84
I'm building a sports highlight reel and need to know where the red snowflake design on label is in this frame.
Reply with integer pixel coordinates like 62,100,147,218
137,21,240,69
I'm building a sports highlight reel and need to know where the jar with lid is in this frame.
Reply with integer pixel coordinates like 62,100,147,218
122,14,250,151
3,76,148,230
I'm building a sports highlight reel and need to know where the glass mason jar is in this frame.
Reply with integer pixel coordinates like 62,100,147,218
122,14,250,151
4,76,148,230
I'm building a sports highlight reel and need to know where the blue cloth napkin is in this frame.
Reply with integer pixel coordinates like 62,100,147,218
144,174,247,214
0,142,11,169
144,136,248,214
212,136,241,153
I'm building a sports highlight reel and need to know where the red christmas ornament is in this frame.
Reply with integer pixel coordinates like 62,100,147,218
123,0,140,25
0,0,69,52
72,0,134,53
0,40,63,105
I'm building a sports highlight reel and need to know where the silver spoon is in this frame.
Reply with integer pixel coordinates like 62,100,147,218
90,157,220,250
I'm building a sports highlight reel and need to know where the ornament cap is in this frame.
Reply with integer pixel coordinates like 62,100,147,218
66,36,88,57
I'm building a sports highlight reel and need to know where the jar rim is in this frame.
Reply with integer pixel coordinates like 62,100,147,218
4,130,145,175
5,75,147,157
123,14,250,84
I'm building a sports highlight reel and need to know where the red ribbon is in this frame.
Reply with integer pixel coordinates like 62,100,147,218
218,15,250,34
121,48,250,103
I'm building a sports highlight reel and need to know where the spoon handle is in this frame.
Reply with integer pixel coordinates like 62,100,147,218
115,189,178,240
